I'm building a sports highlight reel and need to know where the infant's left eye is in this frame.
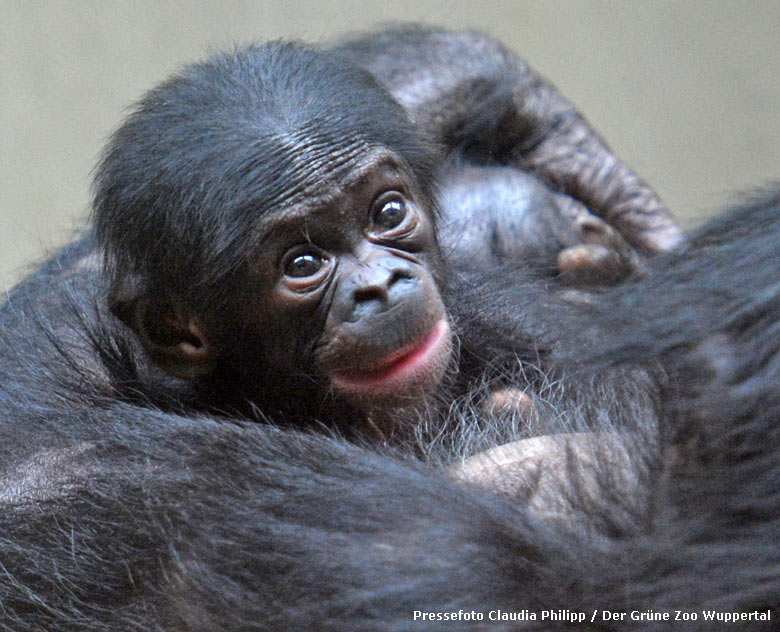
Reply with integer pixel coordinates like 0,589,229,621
371,197,407,231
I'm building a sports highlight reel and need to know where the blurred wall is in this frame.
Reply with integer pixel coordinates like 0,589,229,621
2,0,780,286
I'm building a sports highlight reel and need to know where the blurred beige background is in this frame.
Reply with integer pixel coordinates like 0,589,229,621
2,1,779,287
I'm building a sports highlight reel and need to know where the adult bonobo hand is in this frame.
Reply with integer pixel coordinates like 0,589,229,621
338,26,682,282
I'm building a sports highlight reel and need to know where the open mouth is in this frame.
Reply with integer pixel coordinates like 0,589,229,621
330,318,451,395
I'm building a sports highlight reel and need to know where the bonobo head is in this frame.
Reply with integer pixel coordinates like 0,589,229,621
93,42,453,423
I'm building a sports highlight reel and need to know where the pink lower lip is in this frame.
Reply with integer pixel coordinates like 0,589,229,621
332,318,449,390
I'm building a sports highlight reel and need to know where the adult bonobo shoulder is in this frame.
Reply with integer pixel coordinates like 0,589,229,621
91,27,677,437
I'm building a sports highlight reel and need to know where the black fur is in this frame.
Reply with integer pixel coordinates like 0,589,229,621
1,26,777,631
1,191,778,631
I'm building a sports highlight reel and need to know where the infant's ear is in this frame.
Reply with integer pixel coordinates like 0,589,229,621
110,282,215,380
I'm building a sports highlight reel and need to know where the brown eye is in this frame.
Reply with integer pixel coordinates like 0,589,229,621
285,253,325,278
371,196,407,232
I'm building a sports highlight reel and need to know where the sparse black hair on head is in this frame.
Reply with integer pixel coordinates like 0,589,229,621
93,41,437,304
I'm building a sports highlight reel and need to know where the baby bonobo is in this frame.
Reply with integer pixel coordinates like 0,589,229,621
94,27,677,439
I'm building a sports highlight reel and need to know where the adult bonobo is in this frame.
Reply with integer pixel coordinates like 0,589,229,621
92,26,677,439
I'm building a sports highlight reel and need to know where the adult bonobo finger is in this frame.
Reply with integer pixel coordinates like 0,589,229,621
553,193,645,283
449,433,642,523
517,113,684,254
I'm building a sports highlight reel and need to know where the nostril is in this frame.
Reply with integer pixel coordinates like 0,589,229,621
354,285,388,304
388,267,414,288
349,285,388,322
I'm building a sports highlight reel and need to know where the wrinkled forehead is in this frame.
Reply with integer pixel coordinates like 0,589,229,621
257,148,413,235
252,127,379,208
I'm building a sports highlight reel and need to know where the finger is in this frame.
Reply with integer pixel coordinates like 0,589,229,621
517,116,684,254
449,433,639,522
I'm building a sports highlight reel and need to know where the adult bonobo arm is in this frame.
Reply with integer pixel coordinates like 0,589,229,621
336,26,682,255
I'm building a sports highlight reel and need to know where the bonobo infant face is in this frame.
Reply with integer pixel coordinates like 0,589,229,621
110,148,453,419
228,150,453,411
97,42,452,421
